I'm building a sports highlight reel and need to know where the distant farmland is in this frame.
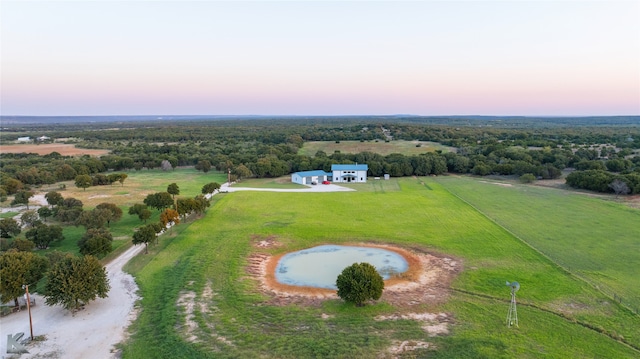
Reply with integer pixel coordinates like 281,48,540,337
299,140,456,156
0,143,110,156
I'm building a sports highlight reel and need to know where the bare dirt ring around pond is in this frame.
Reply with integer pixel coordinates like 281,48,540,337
246,240,461,309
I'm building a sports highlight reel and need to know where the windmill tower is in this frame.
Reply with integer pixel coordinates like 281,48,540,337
506,281,520,327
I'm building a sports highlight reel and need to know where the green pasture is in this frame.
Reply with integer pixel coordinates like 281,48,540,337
42,168,227,208
299,140,455,157
0,211,19,219
3,168,226,267
122,177,639,358
233,177,307,189
435,176,640,312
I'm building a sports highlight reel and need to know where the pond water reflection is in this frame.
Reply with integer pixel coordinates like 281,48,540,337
275,245,409,289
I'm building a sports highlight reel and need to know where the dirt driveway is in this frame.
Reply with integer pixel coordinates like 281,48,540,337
0,244,144,358
221,182,354,193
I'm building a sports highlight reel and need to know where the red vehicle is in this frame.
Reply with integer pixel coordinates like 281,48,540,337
322,180,331,185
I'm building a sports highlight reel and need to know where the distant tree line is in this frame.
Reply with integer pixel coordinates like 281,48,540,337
2,120,639,199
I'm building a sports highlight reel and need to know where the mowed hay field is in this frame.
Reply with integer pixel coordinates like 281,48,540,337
437,176,640,314
36,168,227,209
121,177,639,358
299,140,456,156
33,169,227,261
0,143,110,156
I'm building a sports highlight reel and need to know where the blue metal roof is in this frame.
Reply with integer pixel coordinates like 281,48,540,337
294,170,331,177
331,164,368,171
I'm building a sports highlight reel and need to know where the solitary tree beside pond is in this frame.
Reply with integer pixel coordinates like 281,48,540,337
336,262,384,307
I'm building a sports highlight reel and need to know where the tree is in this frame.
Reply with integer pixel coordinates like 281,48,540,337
76,209,110,229
45,191,64,207
233,164,252,180
336,262,384,307
0,250,48,307
96,203,123,227
160,160,172,171
107,173,121,185
167,183,180,200
144,192,174,211
609,179,630,197
54,163,77,181
44,255,110,312
45,250,69,267
160,208,180,229
193,194,210,215
195,160,212,173
176,198,196,218
20,210,41,228
38,206,53,222
117,173,128,187
75,174,93,191
139,208,152,223
2,178,24,195
11,238,35,252
11,190,34,209
132,224,157,254
78,228,113,256
55,197,84,223
0,218,21,238
94,173,111,186
0,188,7,203
519,173,536,183
129,203,151,223
26,223,64,249
201,182,221,194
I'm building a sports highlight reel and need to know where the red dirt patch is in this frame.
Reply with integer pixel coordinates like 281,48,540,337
0,144,110,156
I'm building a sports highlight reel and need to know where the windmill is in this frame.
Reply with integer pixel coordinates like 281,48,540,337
506,281,520,327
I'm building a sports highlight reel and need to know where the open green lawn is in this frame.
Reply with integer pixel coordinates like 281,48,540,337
435,176,640,313
38,168,227,208
299,140,456,157
122,177,639,358
0,211,19,219
234,177,307,189
6,168,227,264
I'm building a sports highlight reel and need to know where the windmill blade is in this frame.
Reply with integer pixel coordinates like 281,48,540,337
506,281,520,292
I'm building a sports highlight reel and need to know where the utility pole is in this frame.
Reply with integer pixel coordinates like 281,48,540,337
24,284,34,340
228,168,231,185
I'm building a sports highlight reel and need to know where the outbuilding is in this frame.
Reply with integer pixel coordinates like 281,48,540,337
291,170,332,185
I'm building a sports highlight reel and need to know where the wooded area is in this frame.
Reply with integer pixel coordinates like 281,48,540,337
2,117,639,196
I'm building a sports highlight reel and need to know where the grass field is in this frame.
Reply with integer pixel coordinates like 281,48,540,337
233,176,307,189
8,169,229,266
121,177,640,358
435,176,640,313
0,143,110,156
36,168,228,209
299,140,456,157
0,212,19,219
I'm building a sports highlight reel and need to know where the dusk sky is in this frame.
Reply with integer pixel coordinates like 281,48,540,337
1,1,639,116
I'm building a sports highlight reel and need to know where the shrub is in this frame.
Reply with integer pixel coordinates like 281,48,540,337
519,173,536,183
336,262,384,307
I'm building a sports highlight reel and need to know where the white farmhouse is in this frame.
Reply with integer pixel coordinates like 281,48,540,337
331,164,368,183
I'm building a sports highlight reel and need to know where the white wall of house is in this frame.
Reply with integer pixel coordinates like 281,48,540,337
332,169,367,183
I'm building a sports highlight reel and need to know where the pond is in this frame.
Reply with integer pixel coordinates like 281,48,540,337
274,245,409,289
